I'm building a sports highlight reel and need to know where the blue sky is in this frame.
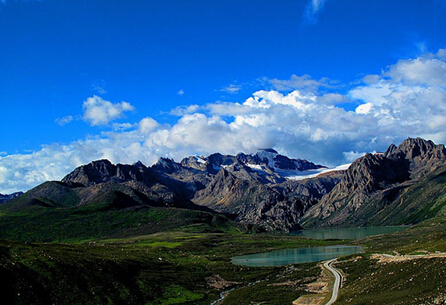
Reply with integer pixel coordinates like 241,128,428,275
1,0,446,193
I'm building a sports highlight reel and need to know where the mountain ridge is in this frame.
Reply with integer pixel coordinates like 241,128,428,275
0,192,23,204
4,138,446,236
302,137,446,227
4,149,335,233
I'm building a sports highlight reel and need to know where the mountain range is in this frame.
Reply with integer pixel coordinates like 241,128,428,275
3,137,446,235
0,192,23,204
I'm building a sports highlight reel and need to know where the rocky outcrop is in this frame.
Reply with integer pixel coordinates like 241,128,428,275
384,137,446,178
193,167,341,231
303,138,446,227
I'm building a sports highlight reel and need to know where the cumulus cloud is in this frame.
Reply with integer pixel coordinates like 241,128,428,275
437,48,446,60
2,48,446,193
82,95,135,126
385,56,446,86
139,117,159,134
303,0,330,25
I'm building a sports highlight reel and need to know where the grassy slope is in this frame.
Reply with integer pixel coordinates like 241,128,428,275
366,164,446,226
0,233,336,305
303,165,446,228
0,183,339,304
334,218,446,305
1,214,446,304
0,201,237,243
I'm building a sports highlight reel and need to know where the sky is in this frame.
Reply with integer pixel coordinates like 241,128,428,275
1,0,446,193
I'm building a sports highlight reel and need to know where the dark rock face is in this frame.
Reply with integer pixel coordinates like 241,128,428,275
193,167,341,232
62,159,150,186
385,138,446,178
303,138,446,227
15,149,335,232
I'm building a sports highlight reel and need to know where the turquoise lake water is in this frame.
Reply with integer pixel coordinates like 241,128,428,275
291,226,408,240
232,226,408,267
231,245,363,267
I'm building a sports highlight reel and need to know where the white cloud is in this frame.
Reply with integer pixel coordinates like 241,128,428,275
139,117,159,134
437,48,446,60
267,74,335,93
82,95,135,126
91,81,107,94
220,84,242,94
303,0,330,25
55,115,73,126
343,151,367,163
355,103,373,115
170,105,200,116
385,56,446,86
178,89,185,96
362,74,381,85
2,48,446,193
112,122,134,131
316,93,349,105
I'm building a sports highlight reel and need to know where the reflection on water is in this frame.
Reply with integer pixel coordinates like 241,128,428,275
291,226,408,240
231,245,363,267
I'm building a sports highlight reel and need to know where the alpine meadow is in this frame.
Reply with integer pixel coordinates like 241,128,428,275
1,1,446,304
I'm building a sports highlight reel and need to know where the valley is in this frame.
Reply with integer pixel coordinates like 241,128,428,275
1,137,446,304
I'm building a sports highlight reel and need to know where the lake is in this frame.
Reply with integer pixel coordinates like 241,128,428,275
232,245,363,267
231,226,407,267
291,226,408,240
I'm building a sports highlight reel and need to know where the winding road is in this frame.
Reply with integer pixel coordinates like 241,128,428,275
323,259,343,305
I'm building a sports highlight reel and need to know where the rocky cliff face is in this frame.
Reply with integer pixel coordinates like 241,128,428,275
303,138,446,227
192,167,341,231
15,149,334,232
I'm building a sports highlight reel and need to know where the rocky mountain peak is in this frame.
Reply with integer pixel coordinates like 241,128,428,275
303,137,446,228
62,159,117,186
385,137,446,177
255,149,278,167
133,160,147,169
386,137,445,158
152,157,182,174
329,138,446,197
180,155,208,172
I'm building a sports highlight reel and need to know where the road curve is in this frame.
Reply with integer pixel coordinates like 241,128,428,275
323,259,343,305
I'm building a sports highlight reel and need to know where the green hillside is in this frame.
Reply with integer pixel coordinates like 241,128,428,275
0,233,332,305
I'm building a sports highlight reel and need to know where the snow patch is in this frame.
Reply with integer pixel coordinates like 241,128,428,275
246,163,264,171
194,156,206,164
280,163,351,180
